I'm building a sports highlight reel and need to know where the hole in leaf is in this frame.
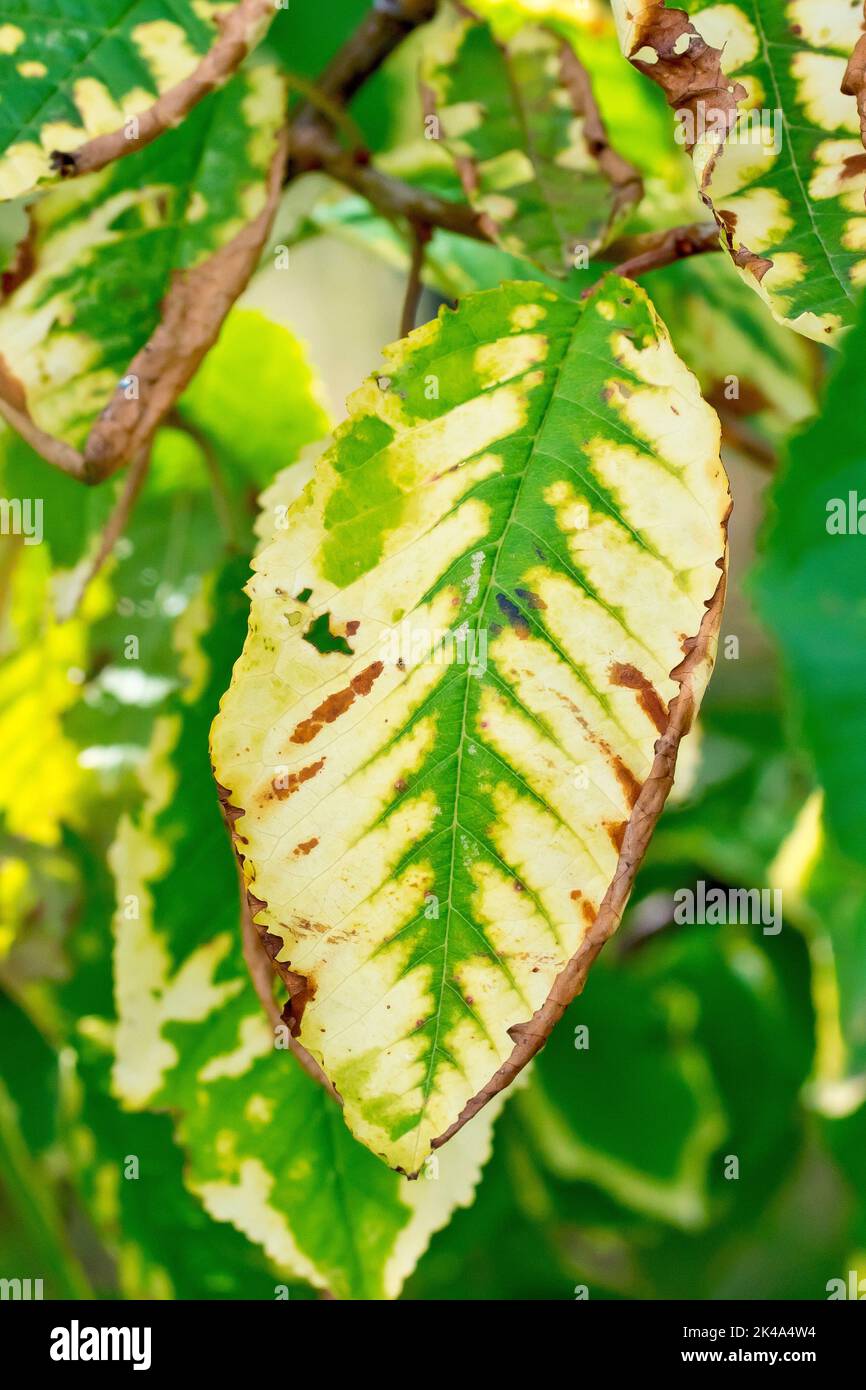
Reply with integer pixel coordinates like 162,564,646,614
303,612,355,656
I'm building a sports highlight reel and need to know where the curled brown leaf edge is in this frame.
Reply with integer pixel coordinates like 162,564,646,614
0,125,288,483
52,0,276,180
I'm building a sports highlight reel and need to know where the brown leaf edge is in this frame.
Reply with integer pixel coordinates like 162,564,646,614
0,124,288,483
421,9,643,274
211,372,731,1175
616,3,782,280
52,0,276,181
426,542,729,1172
842,7,866,200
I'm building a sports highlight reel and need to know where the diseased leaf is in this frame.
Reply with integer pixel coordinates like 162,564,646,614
0,63,286,478
421,8,642,275
0,0,275,199
611,0,866,340
211,274,730,1174
108,563,500,1301
755,295,866,1073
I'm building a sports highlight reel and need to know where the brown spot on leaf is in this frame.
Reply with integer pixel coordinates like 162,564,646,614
515,586,547,610
293,837,319,857
271,757,325,800
555,689,643,809
609,661,668,735
605,819,628,853
290,661,384,744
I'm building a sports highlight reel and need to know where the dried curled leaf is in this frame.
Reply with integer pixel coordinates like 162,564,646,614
611,0,866,341
0,0,275,199
211,275,730,1174
0,64,286,480
422,8,642,275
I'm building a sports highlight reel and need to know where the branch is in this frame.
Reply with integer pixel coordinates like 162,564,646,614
167,409,238,545
288,0,437,171
60,449,150,619
55,0,275,179
400,222,431,335
317,137,489,239
605,221,721,279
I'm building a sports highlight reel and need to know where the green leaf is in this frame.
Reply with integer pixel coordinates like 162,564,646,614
177,309,330,488
0,62,285,467
422,8,642,275
755,292,866,1074
0,0,275,200
755,294,866,861
611,0,866,340
517,957,726,1229
211,274,730,1173
108,562,500,1301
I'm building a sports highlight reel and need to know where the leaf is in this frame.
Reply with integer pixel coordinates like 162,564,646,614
755,293,866,1075
611,0,866,340
755,291,866,863
177,309,330,488
517,957,726,1229
421,8,642,275
649,254,818,443
108,561,500,1301
0,63,286,478
0,0,275,199
211,274,730,1174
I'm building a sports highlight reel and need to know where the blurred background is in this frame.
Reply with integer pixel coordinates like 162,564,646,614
0,0,864,1300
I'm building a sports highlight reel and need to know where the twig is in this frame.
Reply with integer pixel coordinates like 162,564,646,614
61,448,150,618
315,137,489,239
605,220,720,279
57,0,275,179
283,72,367,155
400,222,431,336
288,0,437,172
167,409,237,545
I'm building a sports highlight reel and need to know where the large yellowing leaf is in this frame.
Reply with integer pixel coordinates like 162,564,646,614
211,275,730,1174
611,0,866,341
0,0,275,199
421,7,642,275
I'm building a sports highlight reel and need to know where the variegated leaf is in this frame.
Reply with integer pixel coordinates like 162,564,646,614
211,275,731,1174
0,63,285,475
109,563,499,1301
421,8,642,275
611,0,866,341
0,0,274,199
